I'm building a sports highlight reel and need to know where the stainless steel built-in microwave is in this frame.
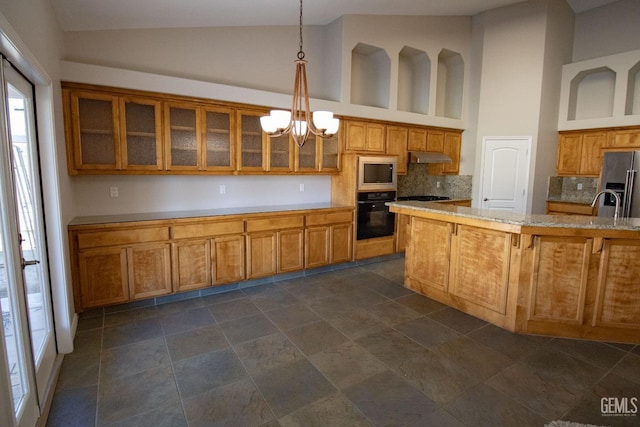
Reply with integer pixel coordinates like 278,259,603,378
357,156,398,191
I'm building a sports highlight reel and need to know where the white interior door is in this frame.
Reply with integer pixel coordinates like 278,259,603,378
480,137,530,213
0,58,55,426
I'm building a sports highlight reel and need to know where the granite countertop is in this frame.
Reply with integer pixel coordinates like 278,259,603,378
69,202,353,226
387,200,640,231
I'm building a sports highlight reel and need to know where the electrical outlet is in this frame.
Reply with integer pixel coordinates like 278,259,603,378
436,181,441,188
109,186,118,197
577,183,583,190
299,183,305,192
219,184,226,195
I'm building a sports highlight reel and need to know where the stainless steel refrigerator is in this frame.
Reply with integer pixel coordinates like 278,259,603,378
597,151,640,218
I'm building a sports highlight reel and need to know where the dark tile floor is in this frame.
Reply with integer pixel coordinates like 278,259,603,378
47,257,640,427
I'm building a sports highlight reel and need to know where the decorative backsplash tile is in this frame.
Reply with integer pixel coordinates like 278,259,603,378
547,176,598,203
398,164,472,199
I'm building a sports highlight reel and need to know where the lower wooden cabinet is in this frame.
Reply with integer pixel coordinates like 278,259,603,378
305,211,354,268
78,246,129,308
70,207,354,311
173,239,211,292
212,235,245,284
246,215,305,279
172,234,245,291
78,243,172,309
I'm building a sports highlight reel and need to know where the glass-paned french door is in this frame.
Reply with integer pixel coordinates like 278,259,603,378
0,57,56,426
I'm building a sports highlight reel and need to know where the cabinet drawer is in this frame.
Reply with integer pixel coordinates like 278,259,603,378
77,226,170,249
246,215,304,232
306,211,353,226
172,220,244,239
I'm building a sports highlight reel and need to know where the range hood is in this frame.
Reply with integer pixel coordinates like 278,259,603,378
409,151,452,164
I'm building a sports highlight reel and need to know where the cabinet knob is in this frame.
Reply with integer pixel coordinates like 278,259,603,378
483,198,489,202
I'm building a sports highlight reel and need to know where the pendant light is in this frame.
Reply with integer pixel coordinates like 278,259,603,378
259,0,339,147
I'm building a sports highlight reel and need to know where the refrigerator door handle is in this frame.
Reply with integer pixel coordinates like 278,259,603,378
624,169,635,218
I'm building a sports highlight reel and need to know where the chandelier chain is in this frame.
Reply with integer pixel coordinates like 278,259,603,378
298,0,304,60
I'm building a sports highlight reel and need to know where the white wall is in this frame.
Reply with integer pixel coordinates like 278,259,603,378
532,0,574,212
72,175,331,216
472,1,547,212
572,0,640,62
64,25,333,100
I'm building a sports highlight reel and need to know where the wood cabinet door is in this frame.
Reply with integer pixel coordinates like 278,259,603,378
128,243,172,300
579,132,604,176
450,225,511,315
78,246,129,308
527,236,591,326
406,218,452,294
305,226,330,268
246,232,277,279
269,134,294,172
441,132,462,174
593,239,640,329
120,97,163,171
607,129,640,148
70,91,121,171
557,134,582,175
278,229,304,273
426,130,444,152
365,123,386,152
203,106,235,172
407,128,427,151
386,126,408,175
212,235,245,284
164,102,202,171
237,110,268,171
173,239,211,292
320,133,340,172
330,223,353,264
294,135,318,171
345,121,367,151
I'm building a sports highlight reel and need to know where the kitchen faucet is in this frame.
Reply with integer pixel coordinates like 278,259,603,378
591,190,621,220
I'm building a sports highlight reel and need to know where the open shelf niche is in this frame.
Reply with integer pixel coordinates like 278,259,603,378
568,67,616,120
436,49,464,120
398,46,431,115
350,43,390,109
625,60,640,116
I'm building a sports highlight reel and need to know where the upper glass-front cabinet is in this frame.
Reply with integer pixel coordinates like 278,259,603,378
70,91,120,171
62,83,341,175
237,110,267,171
164,102,200,170
204,107,235,171
121,97,163,170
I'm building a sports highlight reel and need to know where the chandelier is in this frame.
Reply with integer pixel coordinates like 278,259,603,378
259,0,339,147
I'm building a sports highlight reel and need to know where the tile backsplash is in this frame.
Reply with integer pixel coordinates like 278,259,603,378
547,176,598,203
398,164,472,199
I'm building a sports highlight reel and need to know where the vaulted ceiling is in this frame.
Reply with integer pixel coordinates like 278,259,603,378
50,0,618,31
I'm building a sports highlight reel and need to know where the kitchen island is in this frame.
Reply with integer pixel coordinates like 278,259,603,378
388,201,640,344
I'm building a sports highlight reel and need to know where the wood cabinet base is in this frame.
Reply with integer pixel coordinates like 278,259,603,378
398,209,640,344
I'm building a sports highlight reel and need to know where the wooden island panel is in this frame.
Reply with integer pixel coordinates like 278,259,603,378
391,201,640,344
593,239,640,330
405,218,452,294
528,236,592,325
450,225,511,315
